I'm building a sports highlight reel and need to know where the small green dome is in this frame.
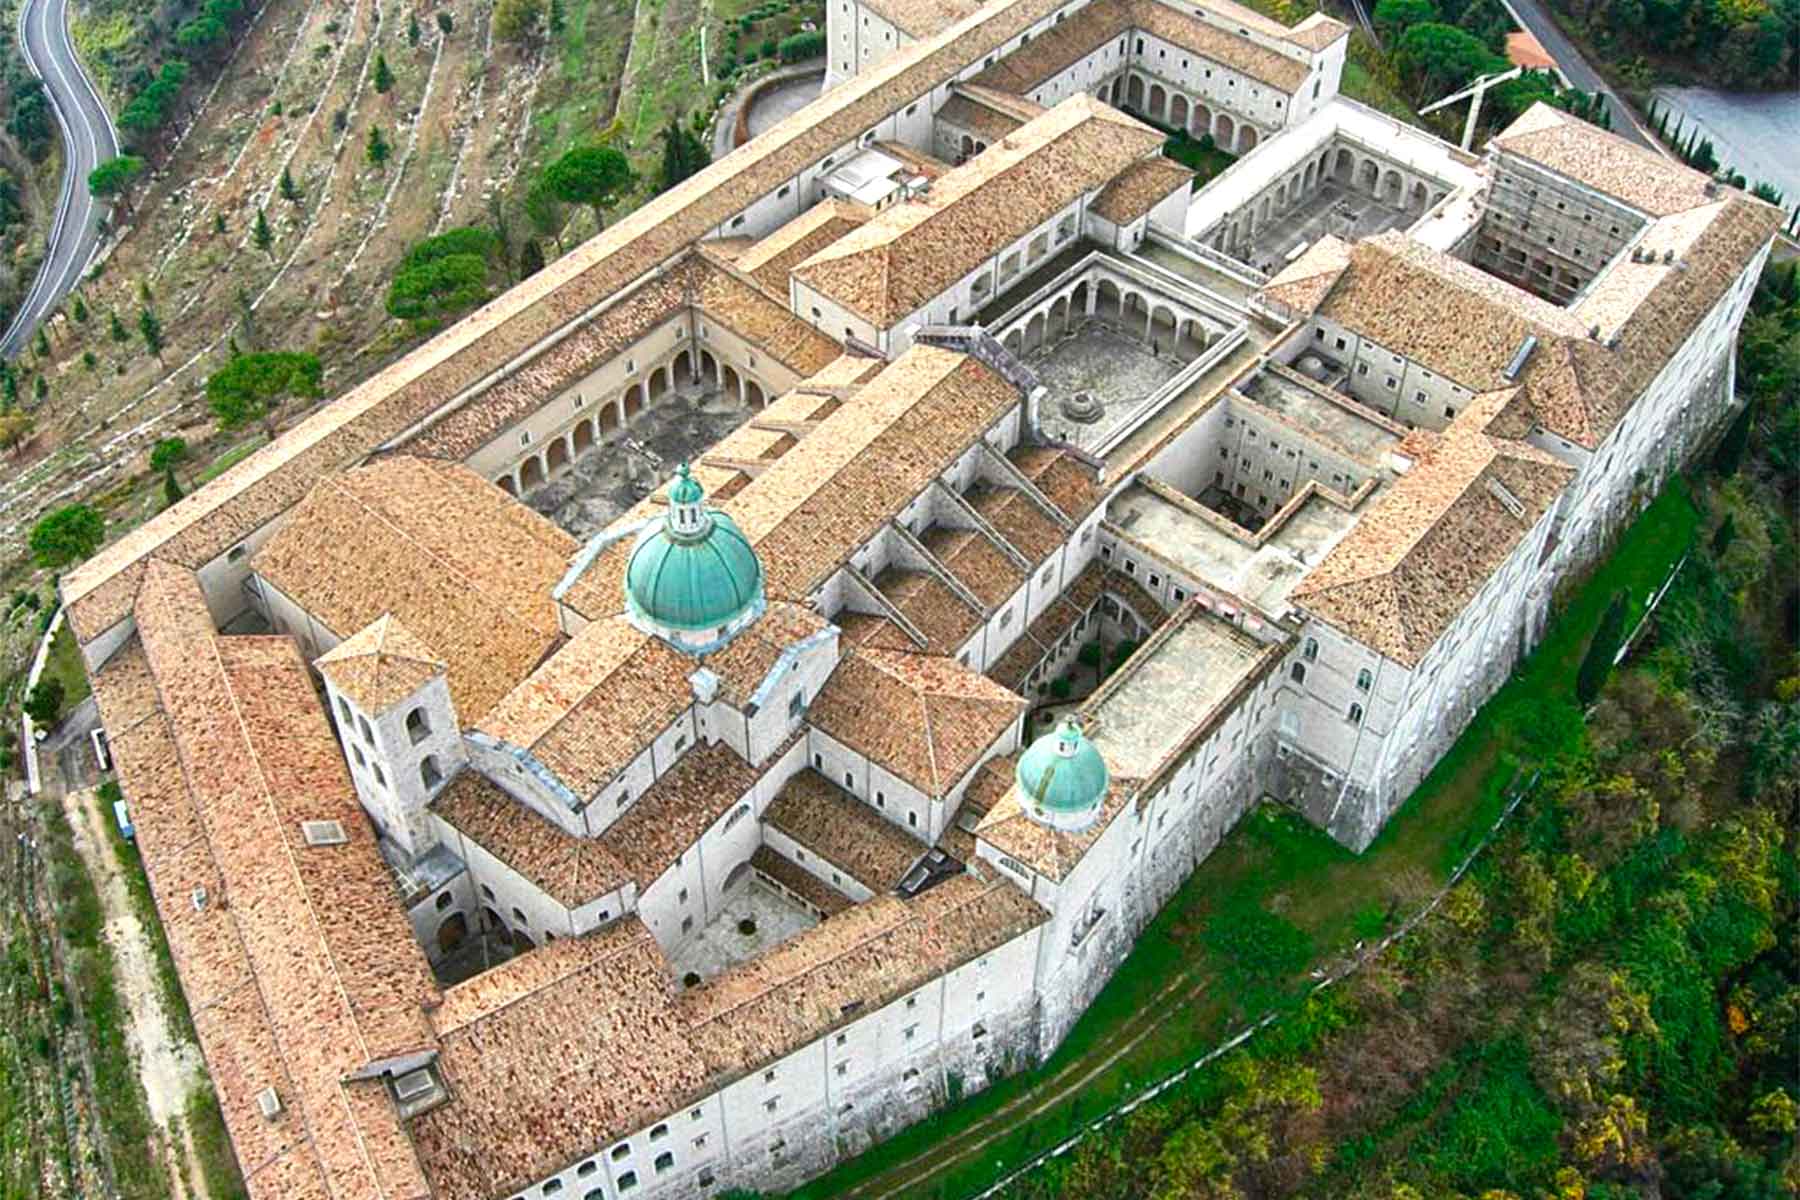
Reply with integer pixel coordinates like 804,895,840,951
1017,718,1109,831
625,465,765,646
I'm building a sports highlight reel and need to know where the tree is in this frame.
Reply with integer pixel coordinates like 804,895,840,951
408,12,421,44
1397,22,1505,97
519,237,545,277
544,145,636,230
280,166,302,203
0,409,32,453
386,229,501,321
1712,400,1753,475
163,467,185,507
1372,0,1439,33
213,211,227,235
69,294,88,323
87,155,146,209
205,351,323,429
149,436,189,474
33,375,47,403
373,52,395,94
494,0,544,43
658,119,711,191
24,677,64,726
524,177,566,250
252,207,274,253
138,307,164,359
366,125,392,166
436,10,454,35
109,310,128,343
29,504,104,568
33,326,48,358
549,0,565,35
1577,591,1628,705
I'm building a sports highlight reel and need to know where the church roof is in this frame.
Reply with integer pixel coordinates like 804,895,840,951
315,615,446,715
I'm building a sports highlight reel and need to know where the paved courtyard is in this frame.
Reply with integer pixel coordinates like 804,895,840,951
1026,320,1185,451
666,881,819,985
1242,181,1413,274
524,387,756,539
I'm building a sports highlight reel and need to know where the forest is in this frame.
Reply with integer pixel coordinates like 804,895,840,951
1547,0,1797,90
995,260,1800,1200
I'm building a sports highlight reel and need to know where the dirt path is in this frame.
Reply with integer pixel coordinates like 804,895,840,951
60,785,209,1200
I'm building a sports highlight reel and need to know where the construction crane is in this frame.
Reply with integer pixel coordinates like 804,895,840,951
1419,66,1525,151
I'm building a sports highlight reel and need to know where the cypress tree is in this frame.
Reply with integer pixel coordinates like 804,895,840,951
1577,591,1628,705
1712,400,1753,476
252,207,274,253
163,468,185,508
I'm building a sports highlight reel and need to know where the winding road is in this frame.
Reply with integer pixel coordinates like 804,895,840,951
1497,0,1655,149
2,0,119,357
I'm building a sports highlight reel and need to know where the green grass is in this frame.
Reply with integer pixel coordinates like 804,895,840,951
194,435,269,485
97,780,196,1047
1162,132,1237,185
186,1086,249,1200
789,481,1701,1199
39,619,92,711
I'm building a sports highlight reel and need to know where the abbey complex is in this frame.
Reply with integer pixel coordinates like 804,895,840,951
64,0,1779,1194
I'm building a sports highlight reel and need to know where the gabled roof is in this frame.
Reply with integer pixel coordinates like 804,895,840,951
1491,102,1718,218
252,457,573,722
1289,391,1575,665
432,770,630,908
1254,233,1351,315
315,614,446,715
809,646,1025,798
793,95,1164,326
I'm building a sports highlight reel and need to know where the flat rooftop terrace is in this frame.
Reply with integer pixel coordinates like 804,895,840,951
1085,606,1268,781
1239,368,1401,464
1109,481,1363,617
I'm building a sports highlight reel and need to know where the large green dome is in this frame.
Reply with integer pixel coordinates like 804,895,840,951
1016,717,1109,832
625,465,765,652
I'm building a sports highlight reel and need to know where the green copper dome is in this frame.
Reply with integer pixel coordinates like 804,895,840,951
625,465,765,649
1016,718,1109,831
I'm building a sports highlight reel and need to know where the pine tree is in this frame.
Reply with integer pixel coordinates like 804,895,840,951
70,294,88,323
280,166,301,203
33,374,47,402
138,307,165,359
549,0,564,35
109,311,128,343
33,326,49,358
436,10,453,35
252,207,274,253
366,125,392,167
213,211,227,235
408,12,421,44
374,52,395,94
1576,591,1628,705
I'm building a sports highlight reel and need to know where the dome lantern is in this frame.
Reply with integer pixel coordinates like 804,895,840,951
1015,717,1109,833
624,464,765,655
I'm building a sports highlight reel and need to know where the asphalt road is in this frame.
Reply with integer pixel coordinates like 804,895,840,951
1,0,119,357
1498,0,1655,150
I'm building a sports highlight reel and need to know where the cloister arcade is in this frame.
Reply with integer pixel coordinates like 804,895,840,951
493,346,773,497
1202,140,1449,263
1114,72,1264,156
997,275,1223,361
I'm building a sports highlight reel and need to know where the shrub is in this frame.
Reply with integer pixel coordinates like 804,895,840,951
777,30,825,61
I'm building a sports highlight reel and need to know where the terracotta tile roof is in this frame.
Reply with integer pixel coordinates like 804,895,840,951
972,0,1311,96
735,200,872,295
937,92,1029,142
432,770,631,908
1290,392,1574,665
252,457,572,722
793,96,1164,326
810,646,1024,798
977,776,1134,880
1090,155,1194,224
728,346,1025,599
410,920,709,1198
961,753,1017,819
751,844,854,916
1006,445,1102,521
986,629,1048,690
115,561,440,1200
474,615,692,803
701,600,835,707
60,0,1083,646
921,524,1025,608
860,0,984,37
692,252,846,375
1254,233,1351,315
603,739,774,886
680,873,1046,1084
872,566,985,653
1282,10,1350,50
314,615,445,715
873,139,957,181
1491,103,1717,217
967,482,1064,563
766,770,929,890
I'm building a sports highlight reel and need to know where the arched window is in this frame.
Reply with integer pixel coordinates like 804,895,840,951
337,697,354,725
1302,637,1319,661
722,804,750,832
1346,703,1364,724
405,706,431,745
434,891,453,911
420,755,443,791
1356,668,1373,692
357,714,375,744
1289,662,1306,684
372,763,387,787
